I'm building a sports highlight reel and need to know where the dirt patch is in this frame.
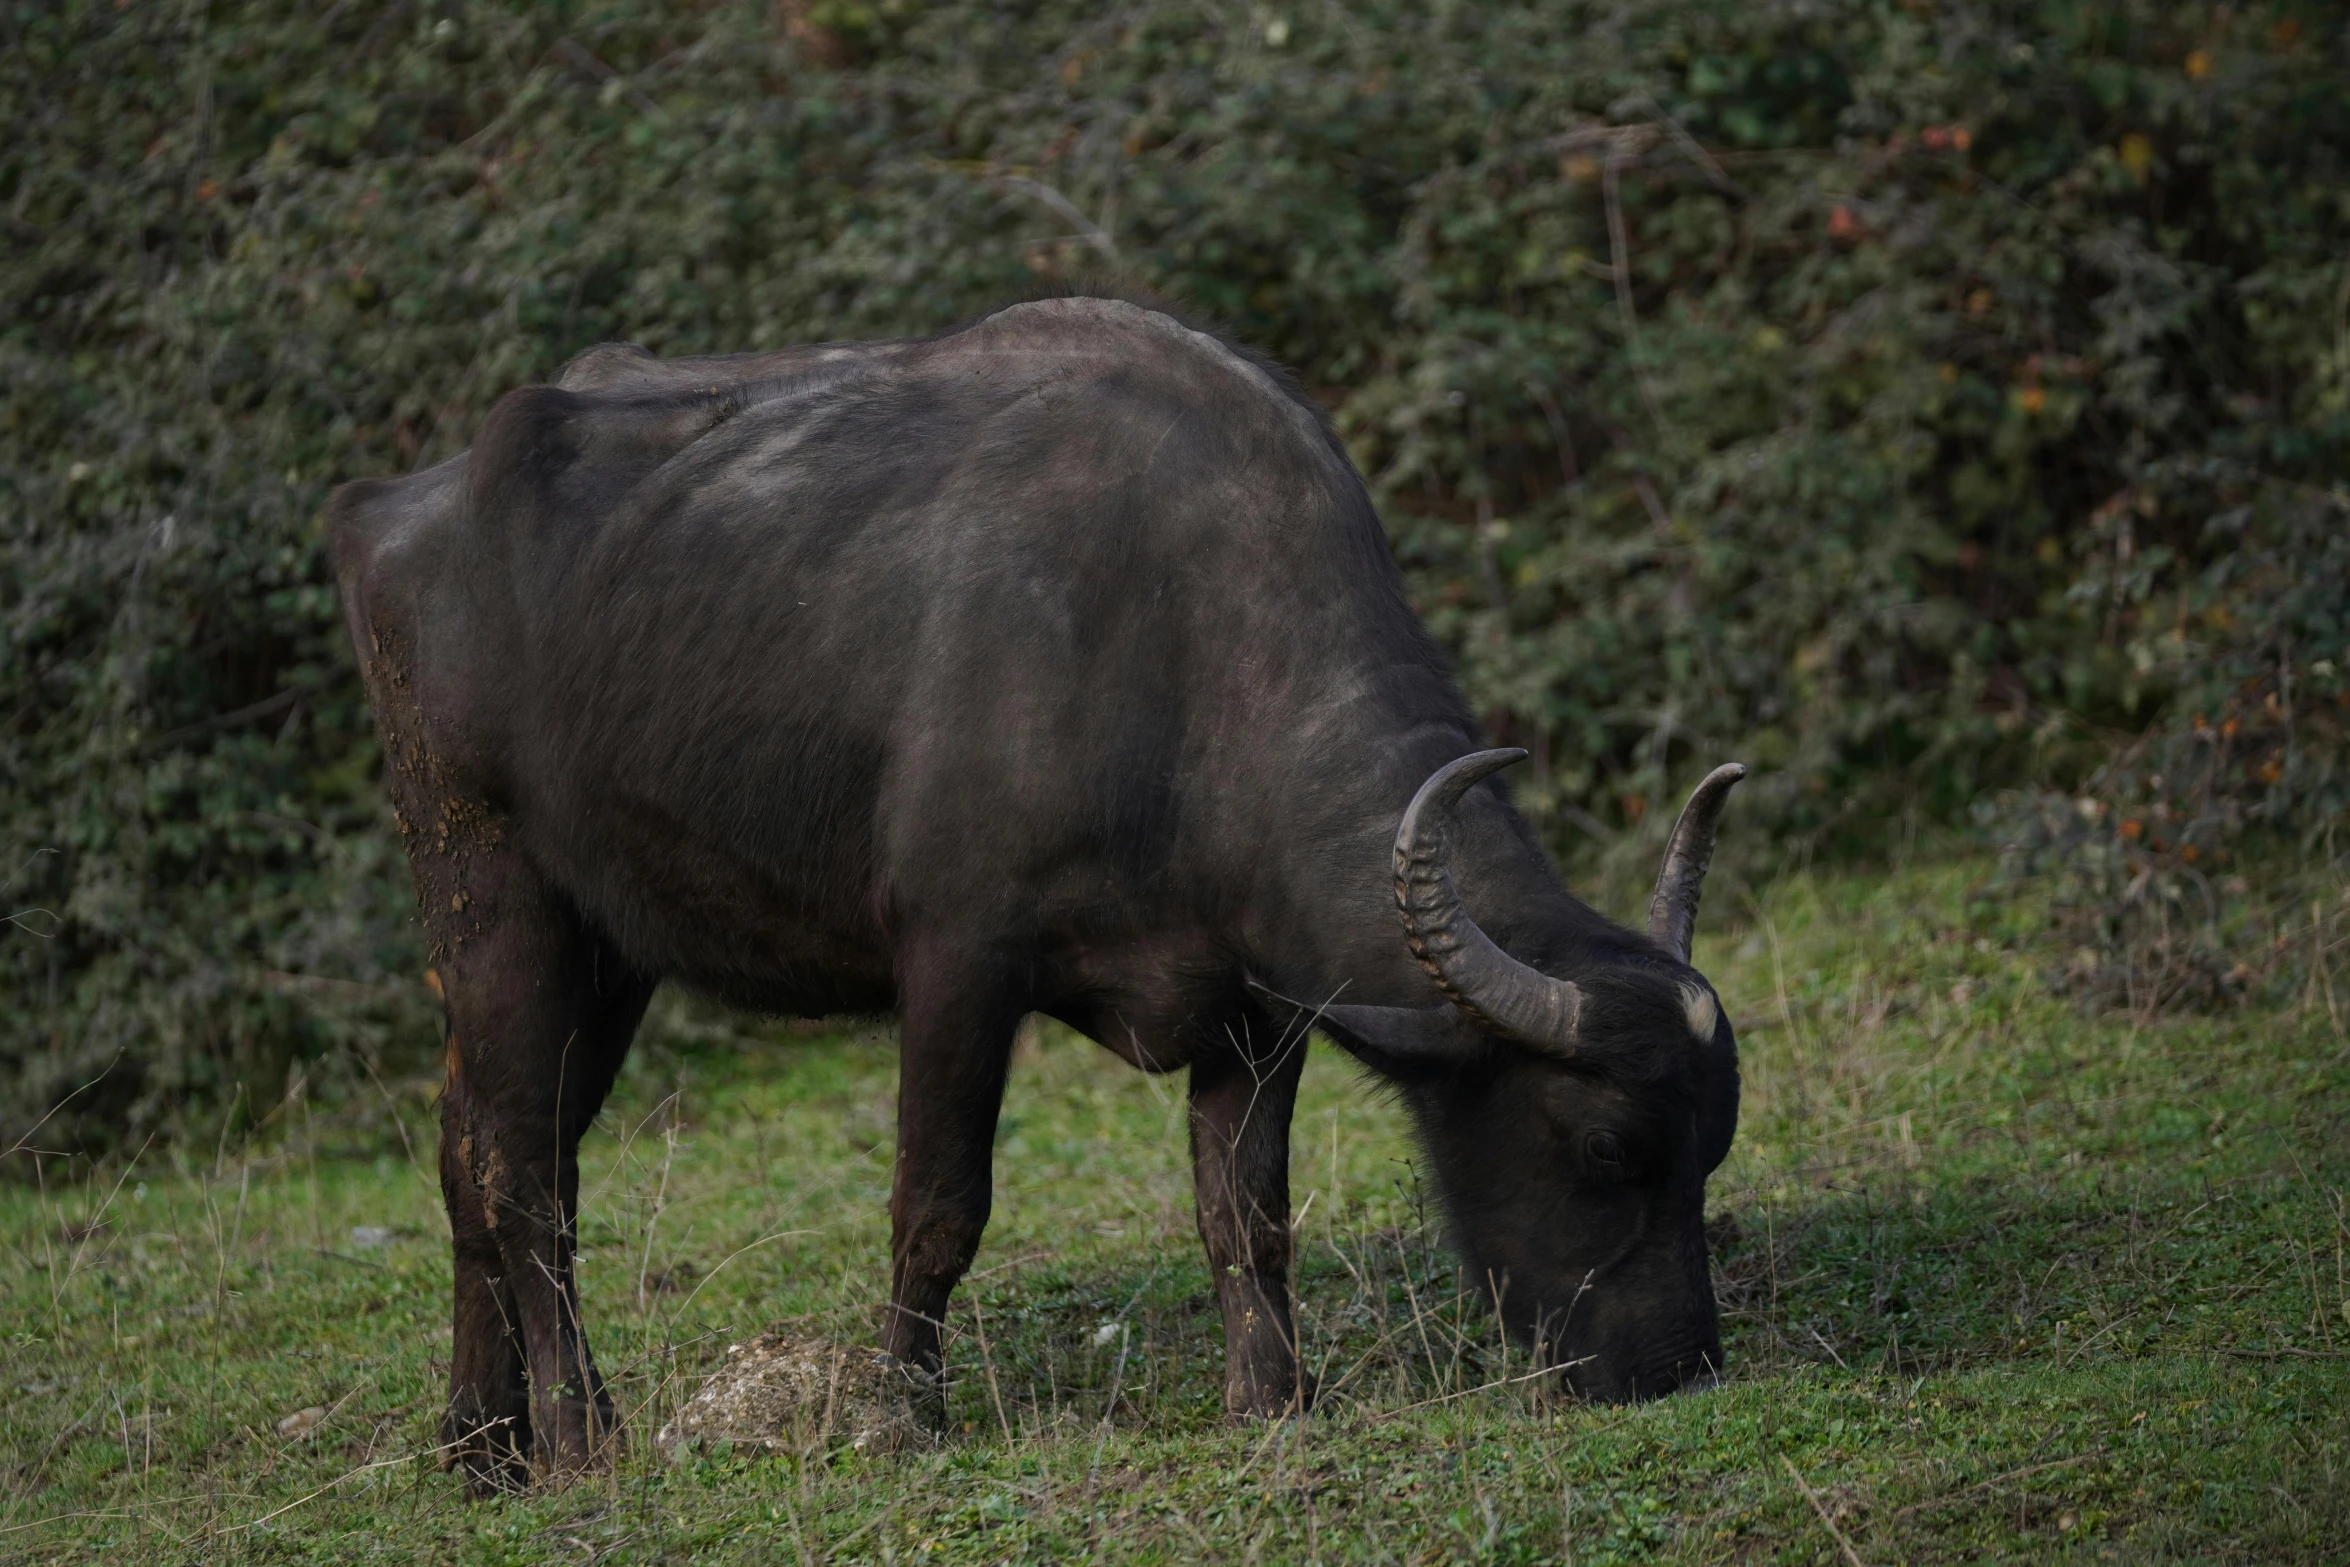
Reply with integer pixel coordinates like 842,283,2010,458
657,1333,940,1458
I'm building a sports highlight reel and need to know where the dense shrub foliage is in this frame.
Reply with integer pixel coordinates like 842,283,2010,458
5,0,2345,1146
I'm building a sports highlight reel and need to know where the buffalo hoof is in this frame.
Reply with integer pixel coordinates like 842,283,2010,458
1223,1368,1315,1422
530,1394,623,1485
901,1357,948,1438
440,1409,531,1500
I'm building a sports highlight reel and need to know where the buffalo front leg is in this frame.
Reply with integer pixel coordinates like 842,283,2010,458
435,855,650,1491
1189,1023,1310,1418
879,949,1021,1428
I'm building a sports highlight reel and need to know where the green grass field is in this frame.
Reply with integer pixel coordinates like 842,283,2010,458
4,858,2345,1564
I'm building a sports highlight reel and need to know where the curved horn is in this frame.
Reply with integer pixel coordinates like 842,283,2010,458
1394,749,1584,1052
1645,763,1748,963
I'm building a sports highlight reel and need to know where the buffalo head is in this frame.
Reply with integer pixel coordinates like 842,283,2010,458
1258,751,1745,1402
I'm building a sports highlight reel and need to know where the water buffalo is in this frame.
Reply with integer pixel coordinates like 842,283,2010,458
330,296,1744,1493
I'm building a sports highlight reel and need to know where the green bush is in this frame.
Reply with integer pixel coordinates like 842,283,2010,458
5,0,2345,1149
1987,480,2350,1013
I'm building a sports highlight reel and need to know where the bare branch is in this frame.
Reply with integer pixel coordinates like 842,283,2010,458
1604,138,1670,440
989,175,1119,262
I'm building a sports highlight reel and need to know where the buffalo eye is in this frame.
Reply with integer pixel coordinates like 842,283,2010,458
1584,1130,1627,1174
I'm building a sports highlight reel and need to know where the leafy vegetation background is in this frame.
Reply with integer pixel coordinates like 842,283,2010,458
5,0,2347,1148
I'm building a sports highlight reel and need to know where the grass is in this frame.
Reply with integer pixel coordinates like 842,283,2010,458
3,855,2346,1563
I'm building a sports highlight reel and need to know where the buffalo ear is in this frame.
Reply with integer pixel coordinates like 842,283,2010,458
1245,979,1490,1078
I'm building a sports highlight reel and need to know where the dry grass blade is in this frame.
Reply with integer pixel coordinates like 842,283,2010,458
222,1434,472,1533
1892,1451,2103,1519
1361,1360,1586,1422
1781,1455,1868,1567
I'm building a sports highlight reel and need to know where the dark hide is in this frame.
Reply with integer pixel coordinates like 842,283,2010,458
330,299,1740,1492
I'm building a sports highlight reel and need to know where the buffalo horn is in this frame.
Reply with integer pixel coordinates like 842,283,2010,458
1644,763,1748,963
1394,749,1584,1053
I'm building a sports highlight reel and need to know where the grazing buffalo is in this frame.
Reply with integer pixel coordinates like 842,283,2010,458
330,297,1745,1493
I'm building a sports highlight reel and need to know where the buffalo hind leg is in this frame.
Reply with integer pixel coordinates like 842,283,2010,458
436,854,650,1492
1189,1018,1310,1418
879,945,1022,1427
440,1086,531,1491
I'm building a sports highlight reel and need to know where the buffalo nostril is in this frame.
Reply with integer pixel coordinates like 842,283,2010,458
1550,1344,1722,1403
1546,1355,1630,1406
